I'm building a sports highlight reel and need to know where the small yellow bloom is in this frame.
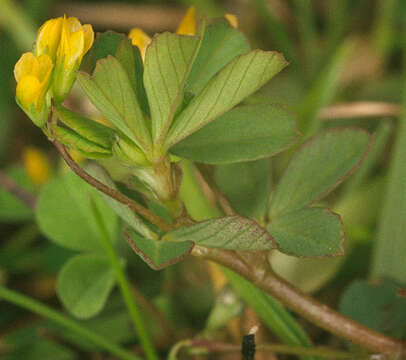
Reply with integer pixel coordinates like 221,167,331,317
224,14,238,28
23,146,51,185
176,6,196,35
35,17,63,58
128,28,151,61
128,7,237,63
53,16,94,102
14,52,53,126
57,16,94,70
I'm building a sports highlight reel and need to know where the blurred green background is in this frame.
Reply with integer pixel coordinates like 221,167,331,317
1,0,406,359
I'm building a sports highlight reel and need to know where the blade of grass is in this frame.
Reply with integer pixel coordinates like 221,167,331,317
90,200,159,360
0,285,140,360
371,31,406,283
297,39,353,137
252,0,296,62
343,121,392,195
223,267,317,360
291,0,318,76
372,0,399,59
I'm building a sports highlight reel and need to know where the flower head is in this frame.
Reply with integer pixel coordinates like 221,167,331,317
14,52,53,126
52,16,94,102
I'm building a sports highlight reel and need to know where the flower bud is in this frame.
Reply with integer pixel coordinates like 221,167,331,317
14,52,53,127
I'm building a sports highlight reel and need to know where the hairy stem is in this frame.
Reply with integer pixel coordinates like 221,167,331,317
53,140,173,232
0,169,36,209
0,285,140,360
193,247,406,356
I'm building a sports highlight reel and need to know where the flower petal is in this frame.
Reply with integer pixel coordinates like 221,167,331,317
35,17,63,57
225,14,238,28
82,24,94,55
37,54,54,83
128,28,151,61
16,75,42,108
14,52,39,82
66,16,82,32
67,29,85,67
176,7,196,35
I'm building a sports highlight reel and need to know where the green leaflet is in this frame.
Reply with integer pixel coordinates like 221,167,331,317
143,32,201,144
125,229,193,270
185,19,250,97
116,38,150,116
267,207,344,257
56,254,116,319
82,31,150,116
269,127,371,218
36,170,118,253
55,105,115,149
171,104,298,164
165,50,288,148
77,56,151,152
54,126,112,159
339,279,406,339
81,31,123,73
164,216,276,251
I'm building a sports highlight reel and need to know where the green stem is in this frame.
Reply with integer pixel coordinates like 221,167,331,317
90,201,159,360
0,0,36,50
372,0,398,58
179,160,222,221
0,285,139,360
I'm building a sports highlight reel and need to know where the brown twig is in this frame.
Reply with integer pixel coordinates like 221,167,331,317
0,169,36,209
192,247,406,357
52,140,173,232
320,101,401,120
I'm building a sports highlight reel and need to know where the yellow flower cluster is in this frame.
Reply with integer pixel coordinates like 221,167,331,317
14,16,94,127
128,7,238,62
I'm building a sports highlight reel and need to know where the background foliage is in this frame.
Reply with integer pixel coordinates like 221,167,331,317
1,0,406,359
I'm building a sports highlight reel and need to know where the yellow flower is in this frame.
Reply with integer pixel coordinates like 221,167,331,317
52,16,94,102
22,146,51,185
176,6,196,35
128,7,238,62
35,17,64,58
56,16,94,71
14,52,53,127
128,28,152,61
224,14,238,28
